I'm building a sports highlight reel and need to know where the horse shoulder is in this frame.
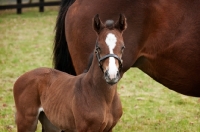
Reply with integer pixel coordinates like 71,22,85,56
71,80,105,131
71,85,121,131
110,92,122,125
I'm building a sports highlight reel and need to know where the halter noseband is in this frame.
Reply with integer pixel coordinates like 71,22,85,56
95,42,123,72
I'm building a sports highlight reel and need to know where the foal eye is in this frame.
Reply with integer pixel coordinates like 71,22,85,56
96,46,101,52
121,46,125,52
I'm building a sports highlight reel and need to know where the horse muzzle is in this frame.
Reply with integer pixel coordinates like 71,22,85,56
104,70,120,85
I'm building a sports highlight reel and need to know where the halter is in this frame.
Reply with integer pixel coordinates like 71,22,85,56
95,41,123,72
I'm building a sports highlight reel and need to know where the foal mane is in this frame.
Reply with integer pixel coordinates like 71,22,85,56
105,20,115,29
83,53,93,73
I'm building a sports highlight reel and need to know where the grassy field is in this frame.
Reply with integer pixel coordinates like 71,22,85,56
0,7,200,132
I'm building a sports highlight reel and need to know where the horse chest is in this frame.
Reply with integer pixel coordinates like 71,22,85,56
77,110,115,131
72,99,121,131
101,113,115,131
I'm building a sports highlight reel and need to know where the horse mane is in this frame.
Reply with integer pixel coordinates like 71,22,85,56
83,53,93,73
105,20,115,29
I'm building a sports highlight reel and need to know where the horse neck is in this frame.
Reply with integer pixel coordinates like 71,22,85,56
83,53,117,103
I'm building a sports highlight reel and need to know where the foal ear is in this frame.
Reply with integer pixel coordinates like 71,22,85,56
93,14,105,34
115,14,127,33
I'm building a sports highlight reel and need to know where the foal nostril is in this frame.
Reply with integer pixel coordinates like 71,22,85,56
116,71,120,78
104,70,120,85
105,70,109,77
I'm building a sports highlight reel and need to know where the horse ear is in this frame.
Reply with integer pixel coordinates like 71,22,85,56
115,14,127,33
93,14,105,34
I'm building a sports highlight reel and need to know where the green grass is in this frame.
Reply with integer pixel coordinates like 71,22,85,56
0,7,57,132
0,7,200,132
115,69,200,132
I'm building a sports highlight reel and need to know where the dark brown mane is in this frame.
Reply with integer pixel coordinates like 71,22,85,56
83,53,93,73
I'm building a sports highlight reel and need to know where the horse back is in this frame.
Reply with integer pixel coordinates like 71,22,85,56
14,68,76,96
13,68,74,107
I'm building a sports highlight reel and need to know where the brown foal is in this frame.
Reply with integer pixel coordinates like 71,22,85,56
13,14,127,132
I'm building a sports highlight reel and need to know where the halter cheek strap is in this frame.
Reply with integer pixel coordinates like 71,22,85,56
95,45,123,72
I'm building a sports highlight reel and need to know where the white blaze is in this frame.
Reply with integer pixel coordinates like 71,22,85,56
105,33,118,79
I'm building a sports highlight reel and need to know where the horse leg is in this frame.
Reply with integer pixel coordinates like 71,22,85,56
38,112,60,132
15,110,38,132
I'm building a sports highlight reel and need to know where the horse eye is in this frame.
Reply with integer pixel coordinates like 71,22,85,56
121,46,125,52
96,46,101,52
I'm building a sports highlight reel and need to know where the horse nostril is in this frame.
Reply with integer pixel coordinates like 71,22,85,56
105,70,109,77
117,71,120,78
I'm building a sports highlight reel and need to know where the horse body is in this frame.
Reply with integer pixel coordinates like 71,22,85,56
54,0,200,96
14,67,121,131
14,15,126,131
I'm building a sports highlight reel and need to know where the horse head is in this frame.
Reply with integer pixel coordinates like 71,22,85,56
93,14,127,85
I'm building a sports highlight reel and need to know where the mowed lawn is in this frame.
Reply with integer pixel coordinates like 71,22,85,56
0,7,200,132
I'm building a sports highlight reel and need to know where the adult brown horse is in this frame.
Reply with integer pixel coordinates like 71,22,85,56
14,14,126,132
53,0,200,97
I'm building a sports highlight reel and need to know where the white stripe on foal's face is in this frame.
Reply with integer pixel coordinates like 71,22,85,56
105,33,118,79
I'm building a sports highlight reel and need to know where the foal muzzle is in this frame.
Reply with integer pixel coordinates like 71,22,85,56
104,70,120,85
95,46,122,85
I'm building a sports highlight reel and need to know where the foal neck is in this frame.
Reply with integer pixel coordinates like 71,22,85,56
83,53,117,100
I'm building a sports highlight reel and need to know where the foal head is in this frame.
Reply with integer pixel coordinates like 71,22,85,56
93,14,127,85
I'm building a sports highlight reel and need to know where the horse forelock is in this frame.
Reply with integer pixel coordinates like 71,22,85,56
105,20,115,29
